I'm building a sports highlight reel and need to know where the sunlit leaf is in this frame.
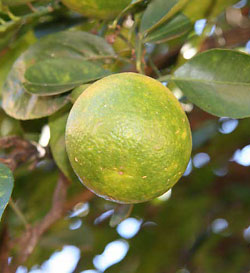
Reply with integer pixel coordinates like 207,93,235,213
171,49,250,118
140,0,188,34
144,13,192,43
183,0,238,21
24,58,110,96
0,163,14,220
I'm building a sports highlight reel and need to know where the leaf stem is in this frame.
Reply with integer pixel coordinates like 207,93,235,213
136,34,145,74
148,55,162,77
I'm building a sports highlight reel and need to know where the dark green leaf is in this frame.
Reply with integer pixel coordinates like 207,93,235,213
144,13,192,43
24,58,110,96
140,0,187,34
0,163,14,220
49,106,79,183
2,56,69,120
0,31,36,96
43,30,115,59
172,49,250,118
2,30,115,119
109,204,133,227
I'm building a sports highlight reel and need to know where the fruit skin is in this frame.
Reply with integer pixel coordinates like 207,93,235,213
66,73,192,204
61,0,131,20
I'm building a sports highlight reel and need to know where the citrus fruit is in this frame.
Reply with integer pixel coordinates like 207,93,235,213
61,0,131,20
66,73,192,204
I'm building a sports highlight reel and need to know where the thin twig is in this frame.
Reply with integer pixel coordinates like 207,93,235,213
148,55,162,78
9,198,30,229
136,34,145,74
0,136,38,171
8,172,70,272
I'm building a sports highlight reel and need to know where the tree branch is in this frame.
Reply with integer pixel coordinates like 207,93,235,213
0,136,38,171
0,225,11,273
1,172,94,273
9,172,70,271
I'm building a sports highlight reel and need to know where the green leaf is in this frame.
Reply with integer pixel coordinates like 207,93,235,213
0,163,14,220
109,204,133,227
0,20,21,51
45,30,115,59
143,13,192,43
49,106,79,183
23,58,111,96
0,31,36,96
172,49,250,118
2,0,36,5
2,57,69,120
2,30,115,119
140,0,188,35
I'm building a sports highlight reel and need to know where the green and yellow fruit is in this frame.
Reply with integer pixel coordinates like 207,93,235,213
61,0,131,20
66,73,192,204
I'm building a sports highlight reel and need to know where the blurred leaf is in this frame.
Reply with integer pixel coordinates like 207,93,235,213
171,49,250,118
183,0,238,21
210,0,238,17
69,84,90,103
192,120,218,150
42,220,93,247
110,204,133,227
140,0,188,34
0,163,14,220
0,20,21,51
0,109,23,137
13,163,58,223
0,31,36,96
144,13,192,43
49,106,79,182
24,58,110,96
2,0,36,5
